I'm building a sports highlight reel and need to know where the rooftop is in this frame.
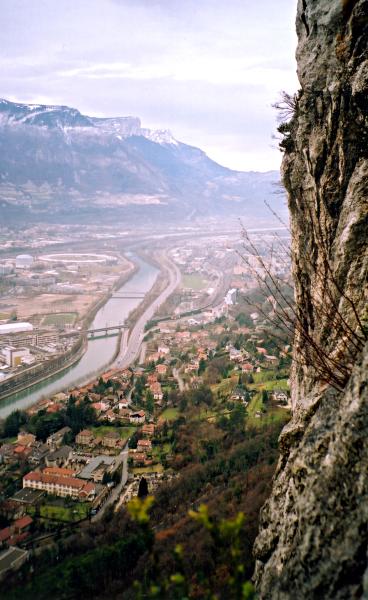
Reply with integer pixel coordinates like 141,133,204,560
0,547,28,575
11,488,44,504
14,515,33,530
24,471,87,490
43,467,76,478
78,455,115,480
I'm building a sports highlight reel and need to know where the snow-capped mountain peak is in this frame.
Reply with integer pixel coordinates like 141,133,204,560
141,128,178,146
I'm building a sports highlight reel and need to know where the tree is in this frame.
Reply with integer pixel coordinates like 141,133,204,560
112,469,121,485
30,412,65,442
198,358,207,375
229,403,247,432
137,477,149,498
262,390,269,403
3,410,28,437
235,312,252,327
129,431,139,449
65,397,97,434
190,385,213,407
145,390,155,415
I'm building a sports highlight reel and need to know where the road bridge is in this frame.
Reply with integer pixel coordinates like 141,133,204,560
62,324,127,339
111,291,145,299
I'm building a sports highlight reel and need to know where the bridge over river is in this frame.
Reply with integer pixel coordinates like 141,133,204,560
62,324,127,339
0,254,158,418
111,291,145,299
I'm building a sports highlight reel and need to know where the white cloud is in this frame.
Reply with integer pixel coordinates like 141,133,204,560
0,0,299,171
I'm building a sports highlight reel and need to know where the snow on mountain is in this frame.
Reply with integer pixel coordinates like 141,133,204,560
141,128,178,146
0,99,177,145
0,98,284,224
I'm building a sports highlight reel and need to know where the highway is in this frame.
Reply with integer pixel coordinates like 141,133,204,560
113,254,181,370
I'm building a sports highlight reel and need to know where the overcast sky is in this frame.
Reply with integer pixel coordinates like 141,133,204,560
1,0,299,172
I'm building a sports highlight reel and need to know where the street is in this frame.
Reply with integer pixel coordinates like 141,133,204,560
91,445,129,522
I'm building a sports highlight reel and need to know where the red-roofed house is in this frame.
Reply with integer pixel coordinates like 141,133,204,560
23,472,96,500
137,439,152,452
14,446,33,460
129,411,145,425
241,363,254,373
43,467,76,478
105,409,118,423
14,515,33,534
129,451,147,465
156,364,167,375
91,401,109,414
17,432,36,447
46,403,63,414
150,382,163,401
141,424,155,437
0,527,12,547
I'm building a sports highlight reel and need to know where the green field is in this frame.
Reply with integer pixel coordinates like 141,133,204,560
152,442,172,458
182,273,207,291
199,408,218,421
92,425,135,439
160,407,179,421
252,369,289,383
132,464,164,475
39,502,89,522
246,392,289,428
211,374,238,397
42,312,77,326
261,378,289,391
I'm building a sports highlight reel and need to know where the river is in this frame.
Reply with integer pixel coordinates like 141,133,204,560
0,255,158,418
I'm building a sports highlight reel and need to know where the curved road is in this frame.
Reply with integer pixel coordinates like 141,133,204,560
113,255,181,370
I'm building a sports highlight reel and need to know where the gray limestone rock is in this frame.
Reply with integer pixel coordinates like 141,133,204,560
254,1,368,597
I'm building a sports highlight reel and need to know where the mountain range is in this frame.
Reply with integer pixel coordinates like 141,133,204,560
0,99,284,224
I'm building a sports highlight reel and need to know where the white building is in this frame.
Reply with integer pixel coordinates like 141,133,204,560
1,346,30,368
15,254,34,269
157,345,170,355
0,322,34,336
23,471,96,500
225,288,238,306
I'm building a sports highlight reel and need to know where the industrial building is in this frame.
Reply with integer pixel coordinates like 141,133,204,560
0,346,30,368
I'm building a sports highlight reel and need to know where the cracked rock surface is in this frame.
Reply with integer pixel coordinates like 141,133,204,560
254,1,368,598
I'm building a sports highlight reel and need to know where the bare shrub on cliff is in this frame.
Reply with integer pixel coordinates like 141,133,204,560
238,218,367,392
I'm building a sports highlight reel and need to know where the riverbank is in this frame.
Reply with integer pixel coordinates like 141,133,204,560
0,338,87,402
0,257,137,404
79,255,138,330
0,254,160,418
114,253,181,369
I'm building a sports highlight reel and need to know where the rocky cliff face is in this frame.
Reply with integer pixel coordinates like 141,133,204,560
254,1,368,598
